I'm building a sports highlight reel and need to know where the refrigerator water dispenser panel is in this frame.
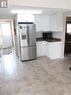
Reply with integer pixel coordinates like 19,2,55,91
22,35,26,39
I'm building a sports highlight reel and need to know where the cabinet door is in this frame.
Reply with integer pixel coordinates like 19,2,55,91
41,41,46,56
34,14,50,32
45,42,49,57
50,13,63,32
36,41,46,57
36,42,42,57
50,14,57,31
34,15,42,31
48,42,61,59
42,15,50,31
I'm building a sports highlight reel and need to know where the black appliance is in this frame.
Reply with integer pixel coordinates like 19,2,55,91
43,32,52,40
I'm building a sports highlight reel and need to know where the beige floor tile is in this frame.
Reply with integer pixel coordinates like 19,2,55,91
0,52,71,95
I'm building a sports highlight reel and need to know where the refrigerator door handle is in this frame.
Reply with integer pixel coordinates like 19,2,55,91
27,25,30,46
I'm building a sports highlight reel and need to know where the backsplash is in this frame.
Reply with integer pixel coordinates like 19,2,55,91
36,31,63,39
36,32,42,38
36,31,51,38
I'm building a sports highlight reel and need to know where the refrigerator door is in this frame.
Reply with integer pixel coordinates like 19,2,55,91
27,24,36,46
20,46,36,61
19,24,28,47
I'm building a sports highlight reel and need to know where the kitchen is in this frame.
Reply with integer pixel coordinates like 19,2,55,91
0,0,71,94
13,9,65,61
0,7,70,61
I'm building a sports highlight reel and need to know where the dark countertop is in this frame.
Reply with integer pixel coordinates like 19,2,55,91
36,38,61,42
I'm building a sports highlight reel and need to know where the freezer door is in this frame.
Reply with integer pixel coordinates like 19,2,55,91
19,24,28,47
28,24,36,46
20,46,36,61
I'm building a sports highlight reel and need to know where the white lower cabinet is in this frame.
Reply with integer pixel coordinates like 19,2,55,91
46,42,61,59
36,41,47,57
36,42,41,57
45,42,48,57
36,41,62,59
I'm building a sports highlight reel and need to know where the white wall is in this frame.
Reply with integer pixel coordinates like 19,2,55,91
9,0,71,10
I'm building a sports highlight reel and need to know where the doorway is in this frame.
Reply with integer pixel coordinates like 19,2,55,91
0,19,14,56
64,17,71,57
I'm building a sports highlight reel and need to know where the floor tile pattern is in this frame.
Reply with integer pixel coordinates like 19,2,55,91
0,53,71,95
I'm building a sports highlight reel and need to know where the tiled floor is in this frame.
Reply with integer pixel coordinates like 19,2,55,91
0,52,71,95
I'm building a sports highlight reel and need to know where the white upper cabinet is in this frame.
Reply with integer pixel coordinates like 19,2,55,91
34,15,42,31
50,13,63,32
17,14,34,22
42,15,50,31
50,14,57,31
34,14,50,32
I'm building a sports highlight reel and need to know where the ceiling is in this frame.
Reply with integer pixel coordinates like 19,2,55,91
0,6,71,17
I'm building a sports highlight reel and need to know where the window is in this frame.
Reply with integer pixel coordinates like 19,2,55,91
67,23,71,33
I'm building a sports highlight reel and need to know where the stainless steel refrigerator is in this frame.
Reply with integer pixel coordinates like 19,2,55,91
18,22,36,61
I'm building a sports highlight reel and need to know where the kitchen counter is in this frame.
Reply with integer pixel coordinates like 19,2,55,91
36,38,62,59
36,38,61,42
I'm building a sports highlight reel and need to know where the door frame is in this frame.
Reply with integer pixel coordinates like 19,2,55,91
0,19,15,50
